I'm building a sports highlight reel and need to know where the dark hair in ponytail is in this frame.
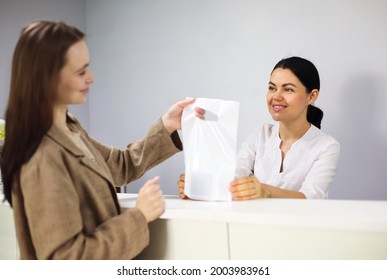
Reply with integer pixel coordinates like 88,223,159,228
272,56,323,129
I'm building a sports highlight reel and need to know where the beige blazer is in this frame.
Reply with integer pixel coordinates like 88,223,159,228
11,115,182,259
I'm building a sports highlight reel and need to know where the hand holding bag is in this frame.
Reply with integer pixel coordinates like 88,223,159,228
182,98,239,201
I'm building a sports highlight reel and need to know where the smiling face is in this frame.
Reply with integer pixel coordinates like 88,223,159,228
56,40,94,109
267,68,318,125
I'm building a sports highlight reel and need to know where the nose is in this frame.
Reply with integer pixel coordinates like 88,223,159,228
86,70,94,85
273,89,283,100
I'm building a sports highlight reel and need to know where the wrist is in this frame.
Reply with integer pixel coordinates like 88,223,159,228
262,184,271,198
161,115,175,135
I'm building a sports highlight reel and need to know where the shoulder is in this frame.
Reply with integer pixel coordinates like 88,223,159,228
246,123,277,141
307,125,340,153
26,116,86,170
241,123,278,148
20,135,67,180
29,135,67,163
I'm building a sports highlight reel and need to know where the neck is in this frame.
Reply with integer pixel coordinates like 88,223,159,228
279,120,311,142
53,105,69,131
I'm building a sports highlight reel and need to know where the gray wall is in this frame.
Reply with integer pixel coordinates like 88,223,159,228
86,0,387,200
0,0,89,128
1,0,387,200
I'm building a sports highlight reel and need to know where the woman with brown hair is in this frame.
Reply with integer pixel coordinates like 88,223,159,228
1,20,203,259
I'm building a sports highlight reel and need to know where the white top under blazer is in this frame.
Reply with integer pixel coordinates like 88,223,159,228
235,123,340,199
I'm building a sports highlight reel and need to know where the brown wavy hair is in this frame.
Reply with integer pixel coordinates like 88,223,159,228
1,20,84,205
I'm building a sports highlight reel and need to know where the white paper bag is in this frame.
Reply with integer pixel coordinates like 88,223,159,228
182,98,239,201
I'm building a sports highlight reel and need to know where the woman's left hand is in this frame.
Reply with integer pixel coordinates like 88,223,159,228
162,98,205,134
229,176,270,200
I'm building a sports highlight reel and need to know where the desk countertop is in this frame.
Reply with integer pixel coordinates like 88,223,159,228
118,193,387,233
2,193,386,233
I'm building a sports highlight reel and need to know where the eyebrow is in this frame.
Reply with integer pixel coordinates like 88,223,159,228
269,81,297,88
76,63,89,73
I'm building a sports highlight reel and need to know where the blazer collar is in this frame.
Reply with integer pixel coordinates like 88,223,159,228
46,125,83,157
46,124,114,184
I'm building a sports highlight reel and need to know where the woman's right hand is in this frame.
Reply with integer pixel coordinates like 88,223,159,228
177,174,189,199
136,176,165,222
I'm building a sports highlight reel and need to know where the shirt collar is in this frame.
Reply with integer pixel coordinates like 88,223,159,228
273,122,320,147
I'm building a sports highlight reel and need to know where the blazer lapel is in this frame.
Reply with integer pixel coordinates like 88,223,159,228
46,125,114,185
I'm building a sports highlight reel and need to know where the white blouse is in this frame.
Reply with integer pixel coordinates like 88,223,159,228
235,123,340,199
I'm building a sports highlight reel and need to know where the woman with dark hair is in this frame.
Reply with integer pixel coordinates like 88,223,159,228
179,56,340,200
1,20,203,259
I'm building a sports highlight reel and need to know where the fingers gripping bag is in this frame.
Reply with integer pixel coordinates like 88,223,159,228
182,98,239,201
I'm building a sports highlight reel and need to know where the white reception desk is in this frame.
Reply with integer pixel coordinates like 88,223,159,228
119,194,387,260
1,194,387,259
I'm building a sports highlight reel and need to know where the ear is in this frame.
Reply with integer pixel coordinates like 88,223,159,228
308,89,319,105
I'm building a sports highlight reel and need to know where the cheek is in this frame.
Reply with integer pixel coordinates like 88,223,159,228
56,82,67,99
56,78,79,103
266,92,272,104
290,94,309,106
58,78,79,93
